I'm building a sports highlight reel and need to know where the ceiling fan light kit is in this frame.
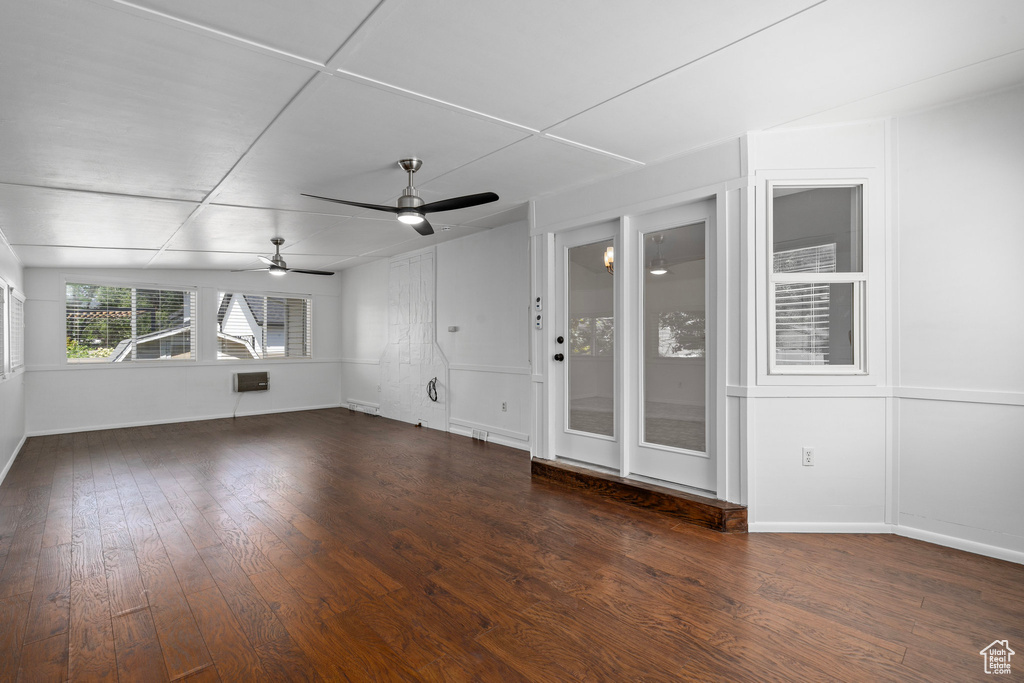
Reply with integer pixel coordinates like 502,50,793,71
232,237,334,276
302,158,499,237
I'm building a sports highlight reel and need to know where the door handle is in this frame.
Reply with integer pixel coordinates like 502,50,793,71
553,353,564,362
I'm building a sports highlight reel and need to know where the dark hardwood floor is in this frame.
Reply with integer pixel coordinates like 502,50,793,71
0,408,1021,681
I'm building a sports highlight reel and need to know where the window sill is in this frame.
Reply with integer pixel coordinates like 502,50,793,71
31,358,339,372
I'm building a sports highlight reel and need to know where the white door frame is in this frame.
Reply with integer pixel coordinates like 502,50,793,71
537,190,735,500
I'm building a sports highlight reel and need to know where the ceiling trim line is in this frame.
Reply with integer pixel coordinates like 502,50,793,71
143,71,331,269
0,181,201,206
105,0,329,71
541,0,830,132
542,134,645,166
332,69,540,135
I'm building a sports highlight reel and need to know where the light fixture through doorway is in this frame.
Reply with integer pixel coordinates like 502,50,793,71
648,234,671,276
604,246,614,274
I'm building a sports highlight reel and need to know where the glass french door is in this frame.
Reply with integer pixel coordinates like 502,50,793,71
552,201,716,494
630,216,715,492
553,222,618,469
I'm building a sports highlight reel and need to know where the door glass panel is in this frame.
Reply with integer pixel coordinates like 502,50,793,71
568,239,614,437
643,224,705,452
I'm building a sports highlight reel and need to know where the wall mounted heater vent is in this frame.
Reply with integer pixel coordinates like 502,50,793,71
472,429,488,441
235,372,269,392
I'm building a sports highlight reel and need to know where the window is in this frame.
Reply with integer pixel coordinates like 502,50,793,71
769,184,865,373
216,292,311,360
0,283,5,379
570,316,613,356
9,289,24,370
66,283,196,363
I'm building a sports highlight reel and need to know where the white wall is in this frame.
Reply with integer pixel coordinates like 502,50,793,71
338,258,389,410
24,267,342,434
895,85,1024,559
437,221,531,447
337,221,532,449
747,121,890,531
0,237,25,486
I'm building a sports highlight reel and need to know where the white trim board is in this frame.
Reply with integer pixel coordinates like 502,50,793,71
0,434,27,489
748,522,1024,566
448,418,529,443
448,423,530,452
25,403,344,437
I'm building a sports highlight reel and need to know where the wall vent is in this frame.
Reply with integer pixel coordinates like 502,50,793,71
472,429,488,441
234,372,268,392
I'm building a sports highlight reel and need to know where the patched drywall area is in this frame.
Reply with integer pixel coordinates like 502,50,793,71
379,251,448,429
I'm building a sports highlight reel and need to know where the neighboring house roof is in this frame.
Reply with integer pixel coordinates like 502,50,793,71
109,325,190,362
216,331,259,359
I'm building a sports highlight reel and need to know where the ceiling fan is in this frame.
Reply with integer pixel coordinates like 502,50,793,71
233,238,334,276
301,158,498,236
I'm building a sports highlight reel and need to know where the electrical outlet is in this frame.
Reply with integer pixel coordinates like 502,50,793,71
501,402,507,412
802,447,815,467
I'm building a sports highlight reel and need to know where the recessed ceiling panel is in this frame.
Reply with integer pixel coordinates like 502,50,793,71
166,205,343,252
13,246,159,269
422,136,636,208
336,0,819,130
549,0,1024,162
147,250,269,270
0,185,196,249
214,75,530,212
126,0,380,64
283,216,426,257
0,0,314,200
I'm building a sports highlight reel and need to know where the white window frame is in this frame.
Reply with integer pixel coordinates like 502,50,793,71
0,278,7,380
64,278,198,365
9,287,25,372
767,179,868,376
215,290,313,361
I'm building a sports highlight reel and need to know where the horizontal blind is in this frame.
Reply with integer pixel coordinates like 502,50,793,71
10,294,24,369
218,292,311,360
66,283,195,363
0,288,5,379
773,244,836,366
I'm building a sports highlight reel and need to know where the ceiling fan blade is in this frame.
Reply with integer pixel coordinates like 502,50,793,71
413,217,434,236
421,192,499,214
288,268,335,276
257,255,275,266
301,193,400,213
231,268,270,272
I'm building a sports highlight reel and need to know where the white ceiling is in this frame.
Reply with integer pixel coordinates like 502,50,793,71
2,0,1023,272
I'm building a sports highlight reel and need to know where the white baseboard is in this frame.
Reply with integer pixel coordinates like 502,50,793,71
749,522,896,534
25,403,345,437
0,434,27,488
345,399,379,414
448,418,528,443
448,423,530,451
749,520,1023,565
896,525,1024,566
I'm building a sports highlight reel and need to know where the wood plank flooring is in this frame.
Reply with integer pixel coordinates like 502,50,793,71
0,408,1021,681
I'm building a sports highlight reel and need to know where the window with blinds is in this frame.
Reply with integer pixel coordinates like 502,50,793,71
0,285,6,379
769,184,865,374
65,282,196,363
10,290,24,370
216,292,311,360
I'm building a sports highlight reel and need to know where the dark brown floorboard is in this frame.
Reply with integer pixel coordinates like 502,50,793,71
0,408,1020,681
